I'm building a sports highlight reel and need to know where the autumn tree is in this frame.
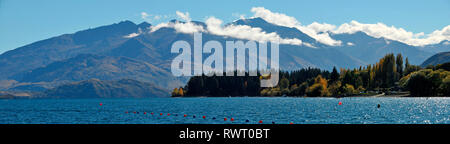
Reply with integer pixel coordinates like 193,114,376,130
306,75,330,97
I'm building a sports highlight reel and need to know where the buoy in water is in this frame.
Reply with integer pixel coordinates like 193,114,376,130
212,117,216,120
230,118,234,122
224,118,227,121
160,113,163,116
167,113,170,116
203,116,206,119
99,103,102,106
125,111,128,114
151,112,154,115
338,101,342,105
272,121,275,124
144,112,147,114
184,114,187,117
259,120,263,124
193,115,196,118
289,122,294,124
245,120,249,122
133,111,136,114
377,104,381,108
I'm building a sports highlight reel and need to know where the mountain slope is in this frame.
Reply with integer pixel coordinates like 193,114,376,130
12,54,184,89
233,18,317,44
421,52,450,67
330,32,433,65
41,79,169,98
0,20,144,79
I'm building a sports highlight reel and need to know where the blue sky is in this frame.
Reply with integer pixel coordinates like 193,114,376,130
0,0,449,54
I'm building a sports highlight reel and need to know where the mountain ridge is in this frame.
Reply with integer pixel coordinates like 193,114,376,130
11,54,184,89
0,18,446,95
421,52,450,67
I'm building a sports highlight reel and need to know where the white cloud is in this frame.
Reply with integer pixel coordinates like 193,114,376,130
173,22,205,33
124,32,140,38
150,11,305,46
251,7,300,28
150,11,201,33
444,41,450,45
250,7,342,46
232,13,246,20
411,25,450,46
141,12,149,19
148,7,450,47
332,21,450,46
347,42,354,46
150,23,170,32
307,22,336,33
146,7,450,47
153,15,161,20
150,21,205,33
205,17,303,46
249,7,450,46
176,11,191,22
141,12,167,23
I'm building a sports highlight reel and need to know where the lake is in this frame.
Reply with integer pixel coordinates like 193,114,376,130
0,97,449,124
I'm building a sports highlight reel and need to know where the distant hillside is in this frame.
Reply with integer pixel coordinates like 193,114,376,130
421,52,450,67
12,54,184,89
0,21,147,80
41,79,169,98
330,31,432,65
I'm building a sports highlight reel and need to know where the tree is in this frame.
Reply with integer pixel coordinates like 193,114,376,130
171,88,179,97
396,54,403,78
171,87,184,97
405,70,433,96
405,57,410,69
440,75,450,96
280,77,289,89
306,75,330,97
380,53,396,87
341,84,356,95
401,69,450,96
436,63,450,71
306,83,326,97
289,82,308,96
328,81,341,96
178,88,184,96
330,66,339,83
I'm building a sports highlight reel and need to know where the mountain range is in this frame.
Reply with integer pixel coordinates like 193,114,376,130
421,52,450,67
0,18,447,97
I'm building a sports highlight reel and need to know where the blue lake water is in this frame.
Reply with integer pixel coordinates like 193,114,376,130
0,97,449,124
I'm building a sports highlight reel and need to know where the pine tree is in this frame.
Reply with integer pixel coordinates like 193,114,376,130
396,53,404,78
330,66,339,83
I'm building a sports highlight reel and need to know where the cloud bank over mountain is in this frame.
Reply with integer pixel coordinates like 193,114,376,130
205,17,303,45
144,7,449,47
333,21,450,46
250,7,342,46
149,11,304,46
